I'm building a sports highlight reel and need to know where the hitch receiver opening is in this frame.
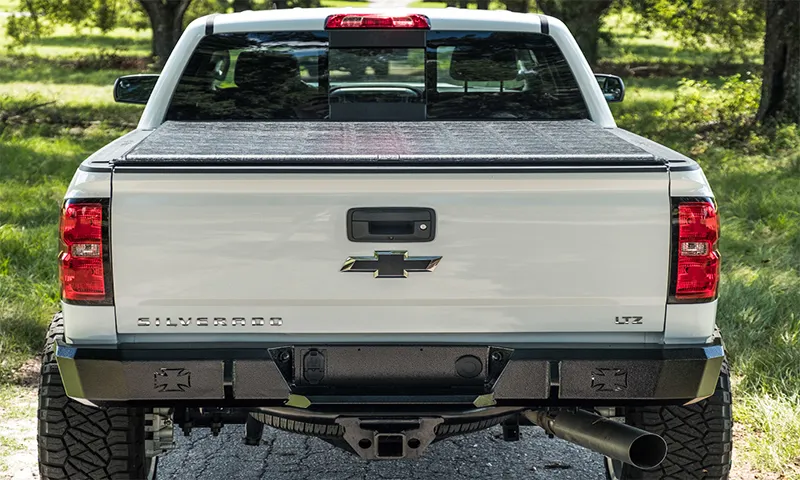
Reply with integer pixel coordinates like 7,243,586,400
375,433,406,458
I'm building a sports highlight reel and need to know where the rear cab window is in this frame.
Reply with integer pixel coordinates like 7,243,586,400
166,29,588,121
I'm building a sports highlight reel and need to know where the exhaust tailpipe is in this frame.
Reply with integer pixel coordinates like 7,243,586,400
524,409,667,470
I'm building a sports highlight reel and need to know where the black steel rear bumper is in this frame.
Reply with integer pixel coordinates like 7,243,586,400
55,336,724,408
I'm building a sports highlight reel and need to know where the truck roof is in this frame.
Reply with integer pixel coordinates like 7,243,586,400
209,8,551,34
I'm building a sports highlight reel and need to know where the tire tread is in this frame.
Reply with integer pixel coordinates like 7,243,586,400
38,313,148,480
610,361,732,480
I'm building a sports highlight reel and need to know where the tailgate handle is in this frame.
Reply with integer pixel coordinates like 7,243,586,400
347,208,436,242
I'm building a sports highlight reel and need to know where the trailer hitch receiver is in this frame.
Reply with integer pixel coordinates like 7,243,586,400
336,417,443,460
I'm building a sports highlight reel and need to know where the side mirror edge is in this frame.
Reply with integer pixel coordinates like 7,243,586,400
114,74,159,105
594,73,625,103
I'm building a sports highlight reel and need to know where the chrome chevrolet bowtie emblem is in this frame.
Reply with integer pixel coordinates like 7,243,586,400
341,251,442,278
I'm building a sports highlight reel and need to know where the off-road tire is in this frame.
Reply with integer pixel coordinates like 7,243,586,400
38,312,150,480
605,361,732,480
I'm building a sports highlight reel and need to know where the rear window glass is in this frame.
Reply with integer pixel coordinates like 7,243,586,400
166,30,588,121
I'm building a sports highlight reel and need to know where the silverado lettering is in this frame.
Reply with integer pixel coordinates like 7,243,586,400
136,317,269,327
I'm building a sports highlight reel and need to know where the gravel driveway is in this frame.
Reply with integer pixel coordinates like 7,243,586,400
154,424,605,480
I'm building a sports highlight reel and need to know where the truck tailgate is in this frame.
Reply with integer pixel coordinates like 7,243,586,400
111,171,670,335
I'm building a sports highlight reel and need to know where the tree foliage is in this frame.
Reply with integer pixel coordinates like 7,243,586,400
6,0,218,65
6,0,124,44
623,0,765,58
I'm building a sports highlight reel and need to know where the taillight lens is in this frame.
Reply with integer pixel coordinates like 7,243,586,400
325,14,431,29
674,201,720,300
60,202,107,301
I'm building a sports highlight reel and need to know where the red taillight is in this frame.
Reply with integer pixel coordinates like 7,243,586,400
325,13,430,29
60,202,106,301
674,201,720,300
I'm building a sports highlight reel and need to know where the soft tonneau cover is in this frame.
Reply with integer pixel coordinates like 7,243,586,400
118,120,660,166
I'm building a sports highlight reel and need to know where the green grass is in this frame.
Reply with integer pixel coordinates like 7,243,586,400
0,21,151,58
711,151,800,474
0,384,35,418
0,382,37,472
0,0,16,12
736,392,800,475
600,10,762,68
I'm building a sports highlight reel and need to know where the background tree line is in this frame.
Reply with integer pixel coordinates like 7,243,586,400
5,0,798,123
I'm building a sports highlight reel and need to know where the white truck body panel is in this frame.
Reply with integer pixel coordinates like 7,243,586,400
62,303,117,344
664,301,718,344
65,169,110,199
669,166,714,198
111,172,670,335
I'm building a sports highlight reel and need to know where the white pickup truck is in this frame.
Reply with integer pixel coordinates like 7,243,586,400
39,8,731,480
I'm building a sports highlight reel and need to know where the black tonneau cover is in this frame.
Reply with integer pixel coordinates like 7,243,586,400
118,120,660,166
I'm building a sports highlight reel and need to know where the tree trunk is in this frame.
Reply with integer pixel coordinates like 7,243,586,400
535,0,613,66
756,0,800,124
569,14,603,66
138,0,192,68
476,0,489,9
232,0,252,11
458,0,468,8
504,0,527,13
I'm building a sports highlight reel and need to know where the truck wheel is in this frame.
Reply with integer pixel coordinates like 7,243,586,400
605,361,732,480
38,312,151,480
